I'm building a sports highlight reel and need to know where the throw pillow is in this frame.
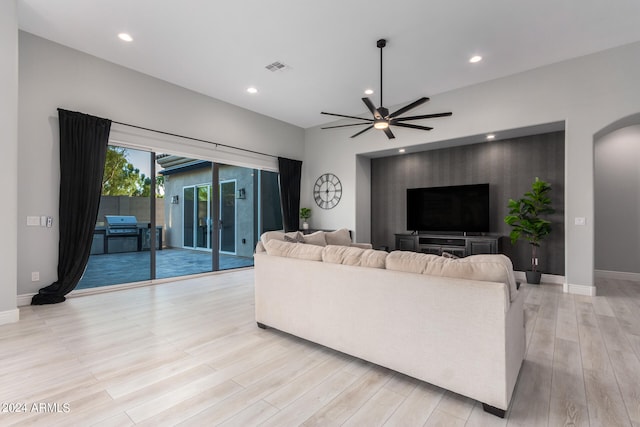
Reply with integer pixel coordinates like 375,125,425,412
324,228,352,246
284,232,305,243
303,230,327,246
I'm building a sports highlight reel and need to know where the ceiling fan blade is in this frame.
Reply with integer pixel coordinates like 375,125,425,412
321,122,372,129
383,128,396,139
321,112,372,121
388,97,429,119
362,97,382,119
392,112,453,122
393,122,433,131
351,125,374,138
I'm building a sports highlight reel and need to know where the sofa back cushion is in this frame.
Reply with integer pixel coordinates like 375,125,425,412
302,230,327,246
386,251,517,301
264,239,323,261
324,228,352,246
260,230,303,246
385,251,442,274
322,245,388,268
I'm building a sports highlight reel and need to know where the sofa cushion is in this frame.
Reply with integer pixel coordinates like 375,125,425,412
360,249,389,269
260,230,303,246
322,245,364,266
303,230,327,246
264,239,323,261
385,251,442,274
386,251,517,301
324,228,352,246
322,245,388,268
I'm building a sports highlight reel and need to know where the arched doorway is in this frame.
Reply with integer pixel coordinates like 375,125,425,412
594,114,640,281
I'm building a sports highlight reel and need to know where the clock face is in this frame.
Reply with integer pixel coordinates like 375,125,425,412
314,173,342,209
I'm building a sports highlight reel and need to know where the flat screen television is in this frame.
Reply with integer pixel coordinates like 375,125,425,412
406,183,490,233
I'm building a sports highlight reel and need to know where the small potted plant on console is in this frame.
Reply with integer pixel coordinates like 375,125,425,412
504,177,554,284
300,207,311,230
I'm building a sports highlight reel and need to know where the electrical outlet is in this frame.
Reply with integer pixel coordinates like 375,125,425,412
46,216,53,228
31,272,40,282
574,217,586,226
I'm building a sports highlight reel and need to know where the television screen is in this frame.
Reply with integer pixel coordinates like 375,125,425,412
407,184,490,232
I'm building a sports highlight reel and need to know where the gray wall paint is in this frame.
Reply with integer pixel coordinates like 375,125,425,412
595,125,640,273
18,32,304,296
371,132,565,275
0,0,18,320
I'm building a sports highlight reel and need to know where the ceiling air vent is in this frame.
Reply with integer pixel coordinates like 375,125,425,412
265,61,288,72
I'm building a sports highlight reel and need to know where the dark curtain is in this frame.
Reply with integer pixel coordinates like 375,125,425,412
32,109,111,305
277,157,302,232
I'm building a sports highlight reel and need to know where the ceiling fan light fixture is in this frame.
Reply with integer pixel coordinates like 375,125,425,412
374,119,389,130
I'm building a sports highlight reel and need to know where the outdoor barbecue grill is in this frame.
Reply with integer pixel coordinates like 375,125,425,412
105,215,139,253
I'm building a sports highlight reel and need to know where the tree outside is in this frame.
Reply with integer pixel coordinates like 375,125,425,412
102,147,164,197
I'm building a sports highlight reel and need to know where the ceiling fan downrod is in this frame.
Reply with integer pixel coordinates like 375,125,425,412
377,39,386,109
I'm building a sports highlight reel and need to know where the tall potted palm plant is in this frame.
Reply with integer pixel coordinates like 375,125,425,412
504,177,554,284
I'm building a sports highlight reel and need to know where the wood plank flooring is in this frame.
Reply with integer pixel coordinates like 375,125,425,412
1,270,639,426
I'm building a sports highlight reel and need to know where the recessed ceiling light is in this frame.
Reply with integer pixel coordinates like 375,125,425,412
486,134,495,140
364,89,374,95
399,148,406,153
469,55,482,63
118,33,133,42
246,87,258,94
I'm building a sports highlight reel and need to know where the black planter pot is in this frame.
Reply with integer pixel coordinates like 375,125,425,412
525,271,542,285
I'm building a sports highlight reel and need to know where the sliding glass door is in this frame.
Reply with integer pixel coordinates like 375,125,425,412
78,146,283,289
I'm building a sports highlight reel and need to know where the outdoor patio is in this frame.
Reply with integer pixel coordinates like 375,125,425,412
77,248,254,289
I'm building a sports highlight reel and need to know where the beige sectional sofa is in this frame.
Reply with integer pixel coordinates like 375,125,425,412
254,230,525,417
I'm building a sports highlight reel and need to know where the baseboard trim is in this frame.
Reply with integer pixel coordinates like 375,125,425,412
0,308,19,325
17,293,36,307
595,269,640,281
563,282,597,296
514,271,565,285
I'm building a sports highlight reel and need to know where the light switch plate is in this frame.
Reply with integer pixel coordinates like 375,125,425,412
574,217,586,226
26,216,40,226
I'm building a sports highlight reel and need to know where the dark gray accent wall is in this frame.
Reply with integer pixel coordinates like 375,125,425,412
371,131,565,275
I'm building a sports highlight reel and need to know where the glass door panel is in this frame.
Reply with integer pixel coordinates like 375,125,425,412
183,187,195,248
220,180,236,253
78,146,152,289
196,185,211,249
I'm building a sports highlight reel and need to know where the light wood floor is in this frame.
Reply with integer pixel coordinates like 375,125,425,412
2,270,639,426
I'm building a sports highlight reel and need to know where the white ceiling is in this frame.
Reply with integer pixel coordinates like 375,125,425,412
17,0,640,129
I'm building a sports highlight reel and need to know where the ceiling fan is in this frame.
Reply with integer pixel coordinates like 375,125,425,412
321,39,452,140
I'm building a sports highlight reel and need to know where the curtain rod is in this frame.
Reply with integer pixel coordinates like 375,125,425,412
110,119,279,159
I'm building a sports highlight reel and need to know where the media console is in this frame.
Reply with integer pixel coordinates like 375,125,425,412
395,233,500,257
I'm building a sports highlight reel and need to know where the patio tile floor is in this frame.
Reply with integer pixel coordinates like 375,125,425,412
78,248,253,289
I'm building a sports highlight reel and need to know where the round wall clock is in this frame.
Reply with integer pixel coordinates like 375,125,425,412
314,173,342,209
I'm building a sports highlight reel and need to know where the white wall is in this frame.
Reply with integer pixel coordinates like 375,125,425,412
18,32,304,297
304,41,640,293
0,0,19,323
595,125,640,274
